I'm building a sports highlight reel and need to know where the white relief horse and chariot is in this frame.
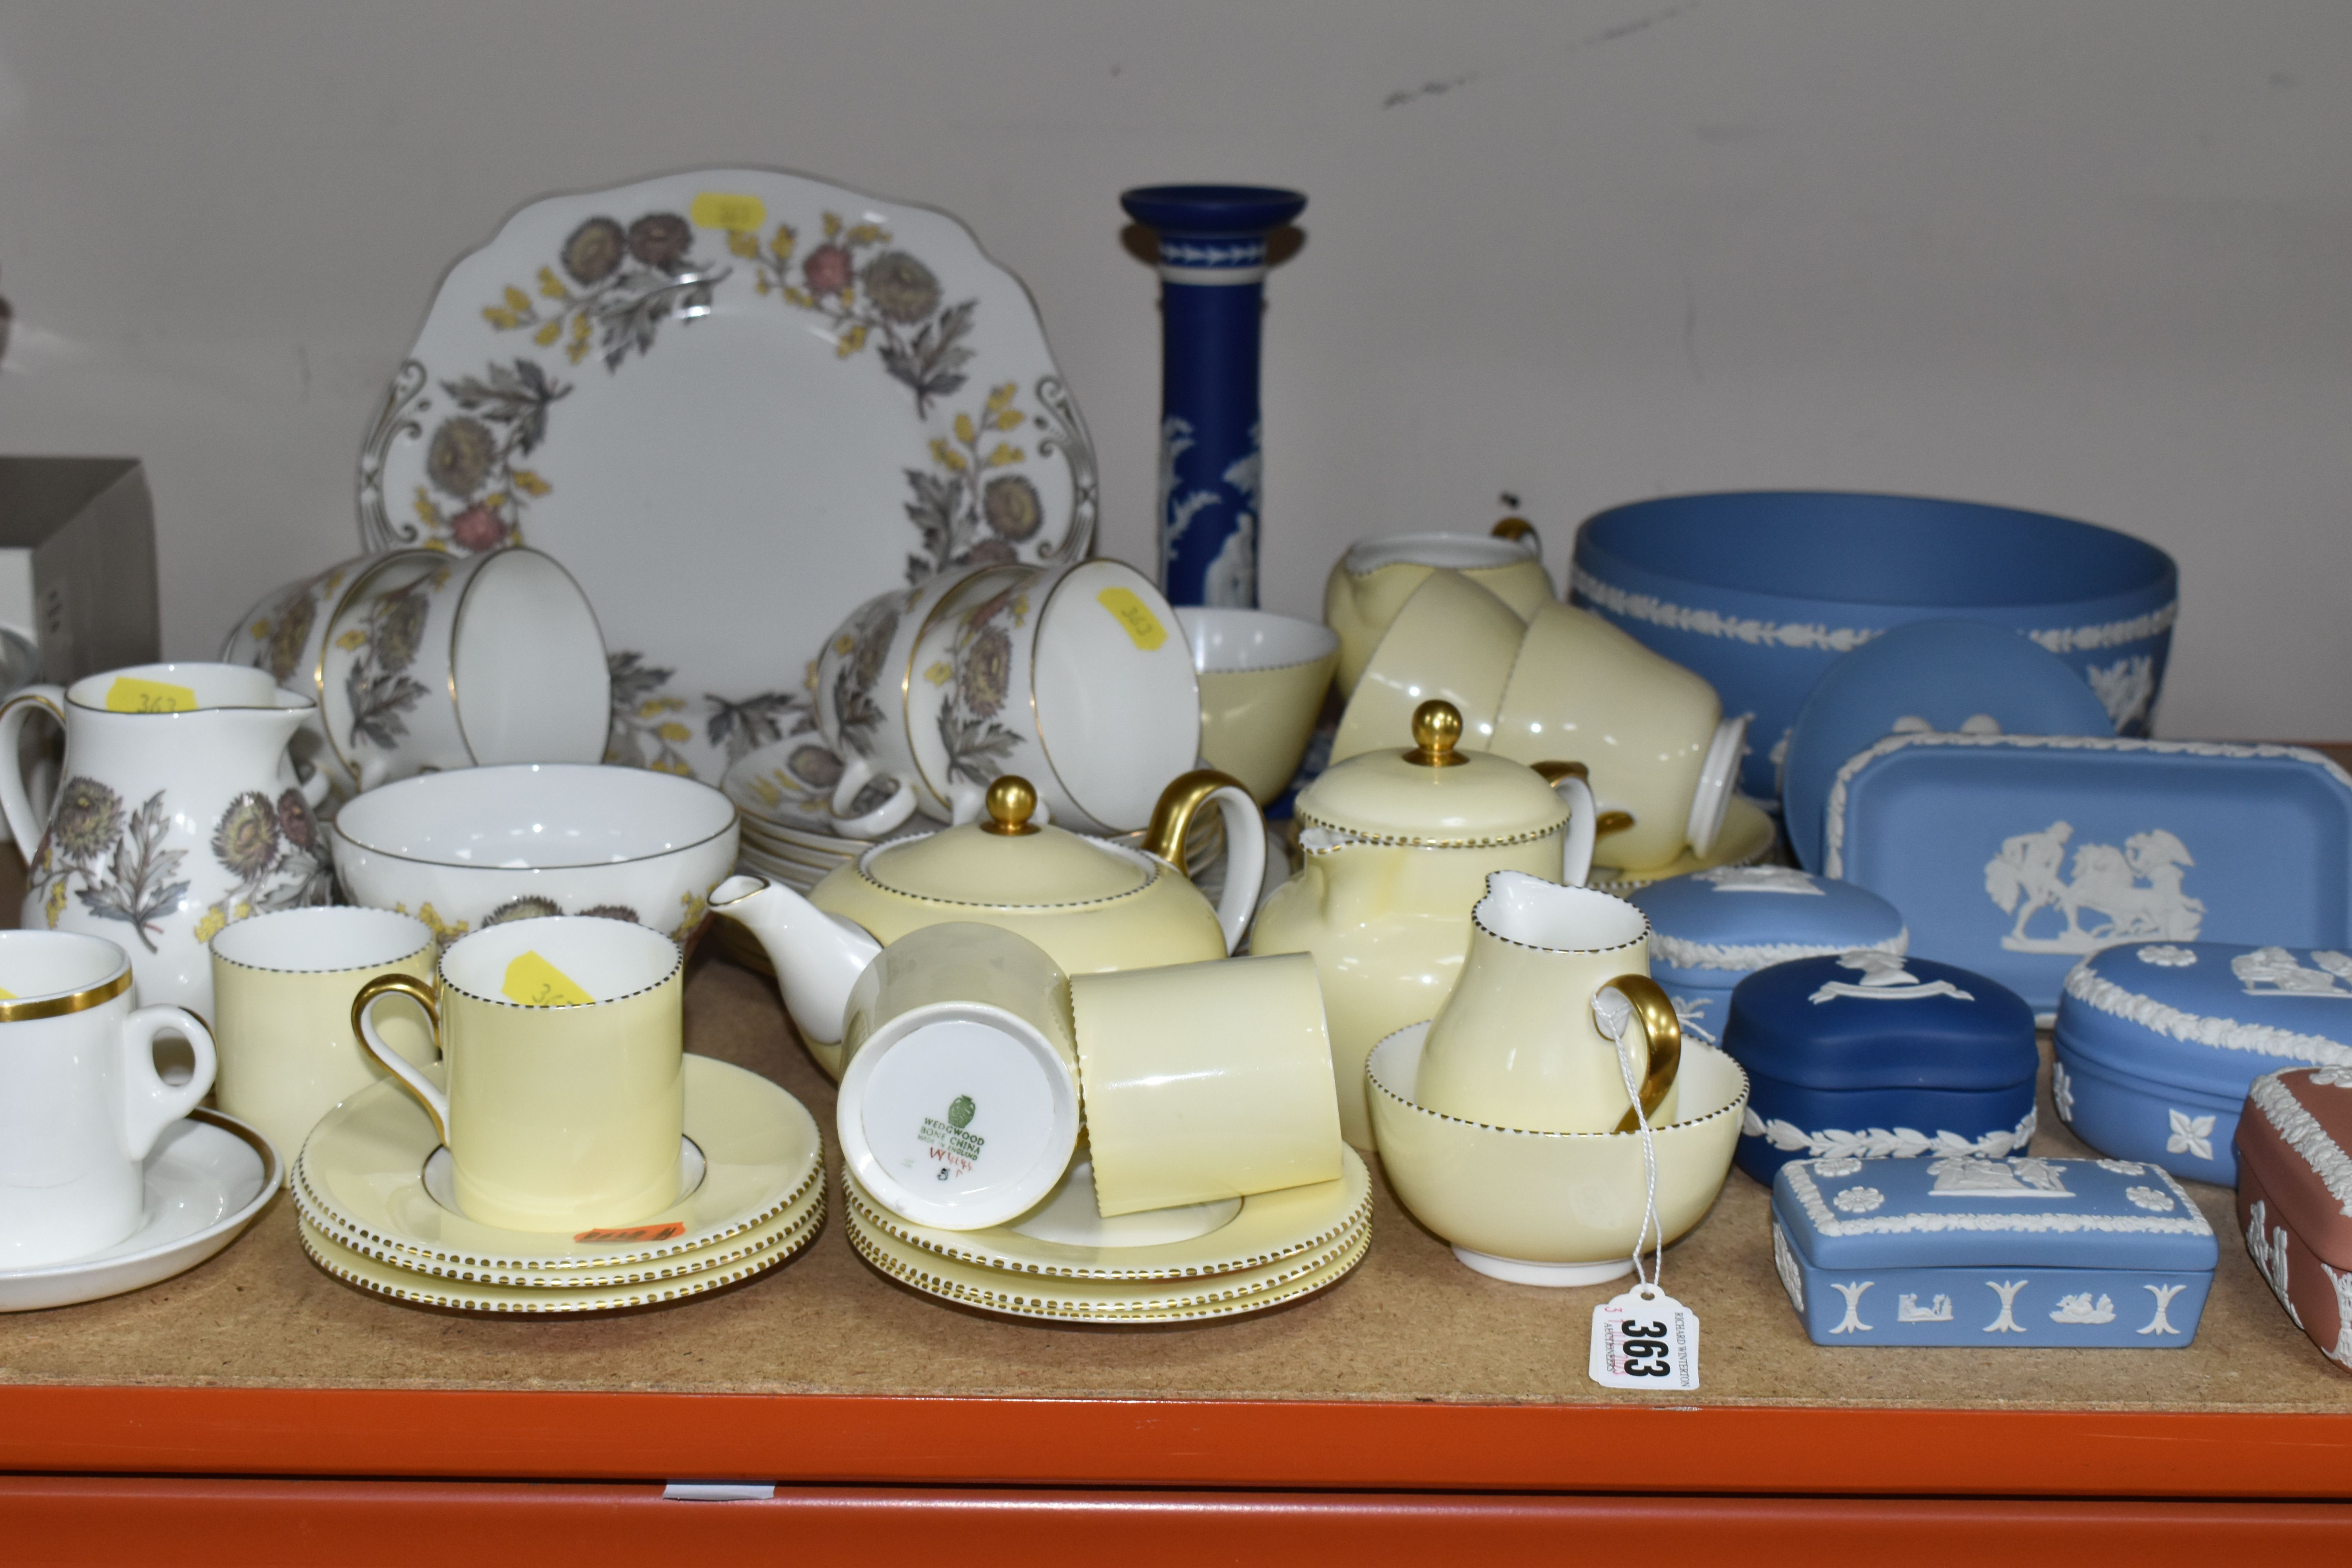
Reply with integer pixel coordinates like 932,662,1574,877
1983,822,2203,954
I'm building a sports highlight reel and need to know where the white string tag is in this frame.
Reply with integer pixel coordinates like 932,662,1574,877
1586,987,1701,1390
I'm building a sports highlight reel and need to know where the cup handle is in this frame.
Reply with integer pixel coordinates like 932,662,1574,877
1532,761,1599,889
1599,974,1682,1134
352,974,450,1145
297,757,332,809
1143,769,1265,955
116,1005,218,1162
830,760,920,840
0,684,65,852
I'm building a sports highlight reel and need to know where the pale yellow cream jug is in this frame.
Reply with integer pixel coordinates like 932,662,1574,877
1416,871,1682,1134
1250,701,1603,1147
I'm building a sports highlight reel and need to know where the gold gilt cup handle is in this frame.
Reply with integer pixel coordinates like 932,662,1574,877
1600,973,1682,1134
350,973,450,1145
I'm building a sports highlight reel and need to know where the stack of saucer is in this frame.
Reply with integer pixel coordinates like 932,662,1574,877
293,1055,823,1312
843,1147,1371,1323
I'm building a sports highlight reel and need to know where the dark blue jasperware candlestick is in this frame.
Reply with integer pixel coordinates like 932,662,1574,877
1120,185,1307,608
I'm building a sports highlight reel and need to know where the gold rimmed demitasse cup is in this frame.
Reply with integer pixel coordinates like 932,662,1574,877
353,915,684,1234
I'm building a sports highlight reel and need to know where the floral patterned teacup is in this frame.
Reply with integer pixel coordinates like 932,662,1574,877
904,558,1201,835
221,553,379,806
0,663,334,1016
319,547,610,792
813,567,988,838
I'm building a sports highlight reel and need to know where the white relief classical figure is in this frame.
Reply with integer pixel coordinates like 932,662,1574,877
1771,1223,1805,1312
1808,949,1976,1006
2320,1262,2352,1366
1929,1156,2071,1198
1897,1293,1953,1323
2232,947,2352,1000
2136,1283,2188,1337
1828,1281,1874,1334
1984,1279,2031,1334
1693,865,1823,896
1987,822,2203,954
2246,1200,2301,1328
2166,1109,2217,1163
2049,1292,2116,1325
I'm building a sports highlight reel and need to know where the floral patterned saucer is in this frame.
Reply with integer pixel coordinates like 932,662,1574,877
360,169,1096,785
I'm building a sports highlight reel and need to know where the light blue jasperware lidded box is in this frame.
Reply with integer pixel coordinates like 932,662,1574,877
1770,1154,2218,1347
1724,952,2039,1184
1630,866,1906,1051
2054,940,2352,1185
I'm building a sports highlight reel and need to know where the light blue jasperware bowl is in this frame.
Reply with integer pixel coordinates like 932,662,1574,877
1569,492,2178,800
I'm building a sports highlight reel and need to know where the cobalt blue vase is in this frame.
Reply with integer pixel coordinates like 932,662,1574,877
1119,184,1307,608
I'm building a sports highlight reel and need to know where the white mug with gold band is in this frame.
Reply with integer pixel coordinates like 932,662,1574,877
0,930,218,1268
1069,951,1344,1218
353,916,685,1234
210,906,437,1183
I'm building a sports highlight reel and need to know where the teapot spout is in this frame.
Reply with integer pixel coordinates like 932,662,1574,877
709,874,881,1046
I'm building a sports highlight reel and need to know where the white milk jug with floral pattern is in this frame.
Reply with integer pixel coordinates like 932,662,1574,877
0,663,332,1016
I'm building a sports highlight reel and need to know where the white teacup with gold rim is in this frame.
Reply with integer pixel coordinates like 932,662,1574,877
1176,608,1339,806
1324,520,1554,698
0,930,218,1268
1417,871,1681,1134
814,566,986,839
210,906,437,1183
901,558,1201,834
354,916,684,1234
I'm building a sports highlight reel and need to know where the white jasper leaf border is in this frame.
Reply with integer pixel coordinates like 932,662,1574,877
2058,961,2352,1067
2250,1073,2352,1218
1651,927,1908,975
1744,1108,2036,1162
1782,1160,2212,1239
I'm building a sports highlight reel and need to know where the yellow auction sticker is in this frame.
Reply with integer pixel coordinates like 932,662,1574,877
105,677,199,713
501,951,595,1008
1096,588,1168,651
690,191,767,232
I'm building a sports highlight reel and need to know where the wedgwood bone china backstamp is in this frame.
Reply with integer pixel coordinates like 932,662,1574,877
358,170,1096,783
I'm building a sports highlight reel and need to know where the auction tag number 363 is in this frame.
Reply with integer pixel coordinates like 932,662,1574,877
1588,1287,1700,1391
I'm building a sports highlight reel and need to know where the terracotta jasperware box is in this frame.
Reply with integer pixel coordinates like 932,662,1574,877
2237,1066,2352,1367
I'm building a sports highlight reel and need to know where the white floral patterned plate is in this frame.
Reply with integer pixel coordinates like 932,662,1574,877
360,169,1095,785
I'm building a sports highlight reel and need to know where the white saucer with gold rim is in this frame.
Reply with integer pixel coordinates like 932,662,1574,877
846,1145,1370,1281
293,1053,821,1273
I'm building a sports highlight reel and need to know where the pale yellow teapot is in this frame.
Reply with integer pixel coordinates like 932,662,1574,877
712,770,1262,1080
1251,701,1609,1147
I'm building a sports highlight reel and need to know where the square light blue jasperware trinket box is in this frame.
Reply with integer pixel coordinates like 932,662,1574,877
1724,951,2039,1183
1630,866,1906,1053
1770,1154,2217,1347
2053,941,2352,1185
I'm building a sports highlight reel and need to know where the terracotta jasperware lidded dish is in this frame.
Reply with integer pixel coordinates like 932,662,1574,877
1251,700,1602,1147
712,769,1263,1080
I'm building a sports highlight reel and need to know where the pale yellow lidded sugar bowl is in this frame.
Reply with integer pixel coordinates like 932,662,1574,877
1250,701,1605,1147
712,770,1262,1080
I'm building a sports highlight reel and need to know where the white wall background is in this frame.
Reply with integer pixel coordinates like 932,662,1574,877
0,1,2343,739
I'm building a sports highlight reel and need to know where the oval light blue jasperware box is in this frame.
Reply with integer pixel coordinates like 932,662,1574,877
1724,952,2039,1184
2053,940,2352,1185
1630,866,1907,1052
1769,1154,2217,1347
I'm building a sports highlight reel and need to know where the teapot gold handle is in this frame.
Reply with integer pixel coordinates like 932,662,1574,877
1144,769,1265,955
1602,973,1682,1134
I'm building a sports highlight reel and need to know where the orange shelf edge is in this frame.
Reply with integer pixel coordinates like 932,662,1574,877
5,1386,2352,1499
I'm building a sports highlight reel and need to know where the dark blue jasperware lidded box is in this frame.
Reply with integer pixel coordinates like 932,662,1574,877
1630,866,1906,1051
1724,951,2039,1183
2054,941,2352,1185
1770,1154,2216,1347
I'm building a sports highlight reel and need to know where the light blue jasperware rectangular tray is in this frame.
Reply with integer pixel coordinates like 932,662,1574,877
1822,735,2352,1017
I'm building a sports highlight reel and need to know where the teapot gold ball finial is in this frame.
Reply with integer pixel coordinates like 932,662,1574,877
1405,701,1472,768
981,775,1042,836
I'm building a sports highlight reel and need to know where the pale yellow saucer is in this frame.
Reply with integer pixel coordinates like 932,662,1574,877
848,1200,1370,1323
846,1147,1371,1281
842,1179,1367,1312
295,1054,822,1272
293,1171,824,1290
1588,793,1777,893
298,1201,819,1314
